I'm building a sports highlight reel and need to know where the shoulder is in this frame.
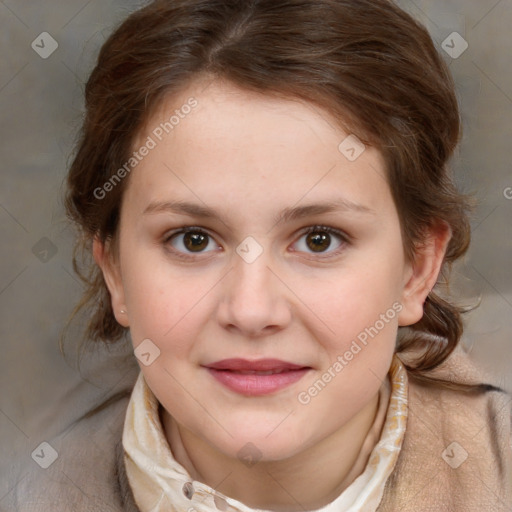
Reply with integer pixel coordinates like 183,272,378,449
379,346,512,511
409,346,512,440
4,391,131,512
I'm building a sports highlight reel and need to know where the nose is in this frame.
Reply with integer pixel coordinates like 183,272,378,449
216,249,292,338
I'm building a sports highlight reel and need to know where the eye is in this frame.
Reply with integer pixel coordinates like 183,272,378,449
165,227,219,256
291,225,347,255
163,225,348,260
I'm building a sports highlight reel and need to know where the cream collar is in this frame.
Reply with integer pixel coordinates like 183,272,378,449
122,356,408,512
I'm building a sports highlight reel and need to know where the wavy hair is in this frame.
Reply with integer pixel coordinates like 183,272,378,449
63,0,491,390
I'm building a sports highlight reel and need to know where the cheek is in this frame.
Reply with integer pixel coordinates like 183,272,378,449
122,258,215,353
291,252,401,384
300,264,401,341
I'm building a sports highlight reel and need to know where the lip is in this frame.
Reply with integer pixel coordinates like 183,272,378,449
203,358,311,396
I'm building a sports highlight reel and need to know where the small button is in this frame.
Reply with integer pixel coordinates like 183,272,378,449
182,481,194,499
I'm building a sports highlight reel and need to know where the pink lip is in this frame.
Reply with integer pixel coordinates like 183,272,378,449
203,358,311,396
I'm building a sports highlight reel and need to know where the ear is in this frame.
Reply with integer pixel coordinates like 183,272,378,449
397,221,452,327
92,235,130,328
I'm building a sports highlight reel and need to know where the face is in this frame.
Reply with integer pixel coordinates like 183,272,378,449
96,77,446,462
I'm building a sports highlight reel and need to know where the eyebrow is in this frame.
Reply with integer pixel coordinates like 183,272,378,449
143,198,376,225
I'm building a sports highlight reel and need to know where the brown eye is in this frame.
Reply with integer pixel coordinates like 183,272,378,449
292,226,346,256
183,231,209,252
167,228,218,255
306,231,332,252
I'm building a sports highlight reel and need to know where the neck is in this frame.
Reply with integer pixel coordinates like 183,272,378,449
161,389,383,511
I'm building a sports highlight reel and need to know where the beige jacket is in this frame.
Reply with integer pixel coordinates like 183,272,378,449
5,348,512,511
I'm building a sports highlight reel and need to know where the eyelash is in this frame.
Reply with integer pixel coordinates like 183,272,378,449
163,225,350,261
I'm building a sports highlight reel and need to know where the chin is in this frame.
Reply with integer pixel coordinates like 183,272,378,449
208,423,315,465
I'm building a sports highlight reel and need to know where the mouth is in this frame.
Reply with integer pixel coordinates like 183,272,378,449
202,358,312,396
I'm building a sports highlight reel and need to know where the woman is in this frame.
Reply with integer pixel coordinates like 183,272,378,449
8,0,511,510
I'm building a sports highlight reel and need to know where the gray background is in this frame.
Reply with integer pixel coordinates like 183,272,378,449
1,0,511,501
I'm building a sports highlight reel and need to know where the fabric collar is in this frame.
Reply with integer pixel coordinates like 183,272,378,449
122,355,408,512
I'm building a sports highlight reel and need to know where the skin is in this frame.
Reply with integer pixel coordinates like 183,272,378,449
93,77,451,511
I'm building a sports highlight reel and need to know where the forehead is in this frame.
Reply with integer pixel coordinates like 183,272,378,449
124,78,393,219
138,78,345,155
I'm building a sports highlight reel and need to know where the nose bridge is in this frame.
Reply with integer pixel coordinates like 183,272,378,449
230,244,274,304
218,240,291,334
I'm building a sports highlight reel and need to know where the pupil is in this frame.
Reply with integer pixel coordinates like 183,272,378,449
184,232,208,251
307,231,331,252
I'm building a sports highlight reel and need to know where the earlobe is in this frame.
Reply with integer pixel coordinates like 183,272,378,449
92,236,129,327
397,222,452,327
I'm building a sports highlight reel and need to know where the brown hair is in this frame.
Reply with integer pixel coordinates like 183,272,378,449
63,0,489,388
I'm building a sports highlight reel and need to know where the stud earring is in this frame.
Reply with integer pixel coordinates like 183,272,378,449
120,309,127,314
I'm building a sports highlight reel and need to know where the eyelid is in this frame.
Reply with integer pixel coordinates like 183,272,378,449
297,225,349,241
